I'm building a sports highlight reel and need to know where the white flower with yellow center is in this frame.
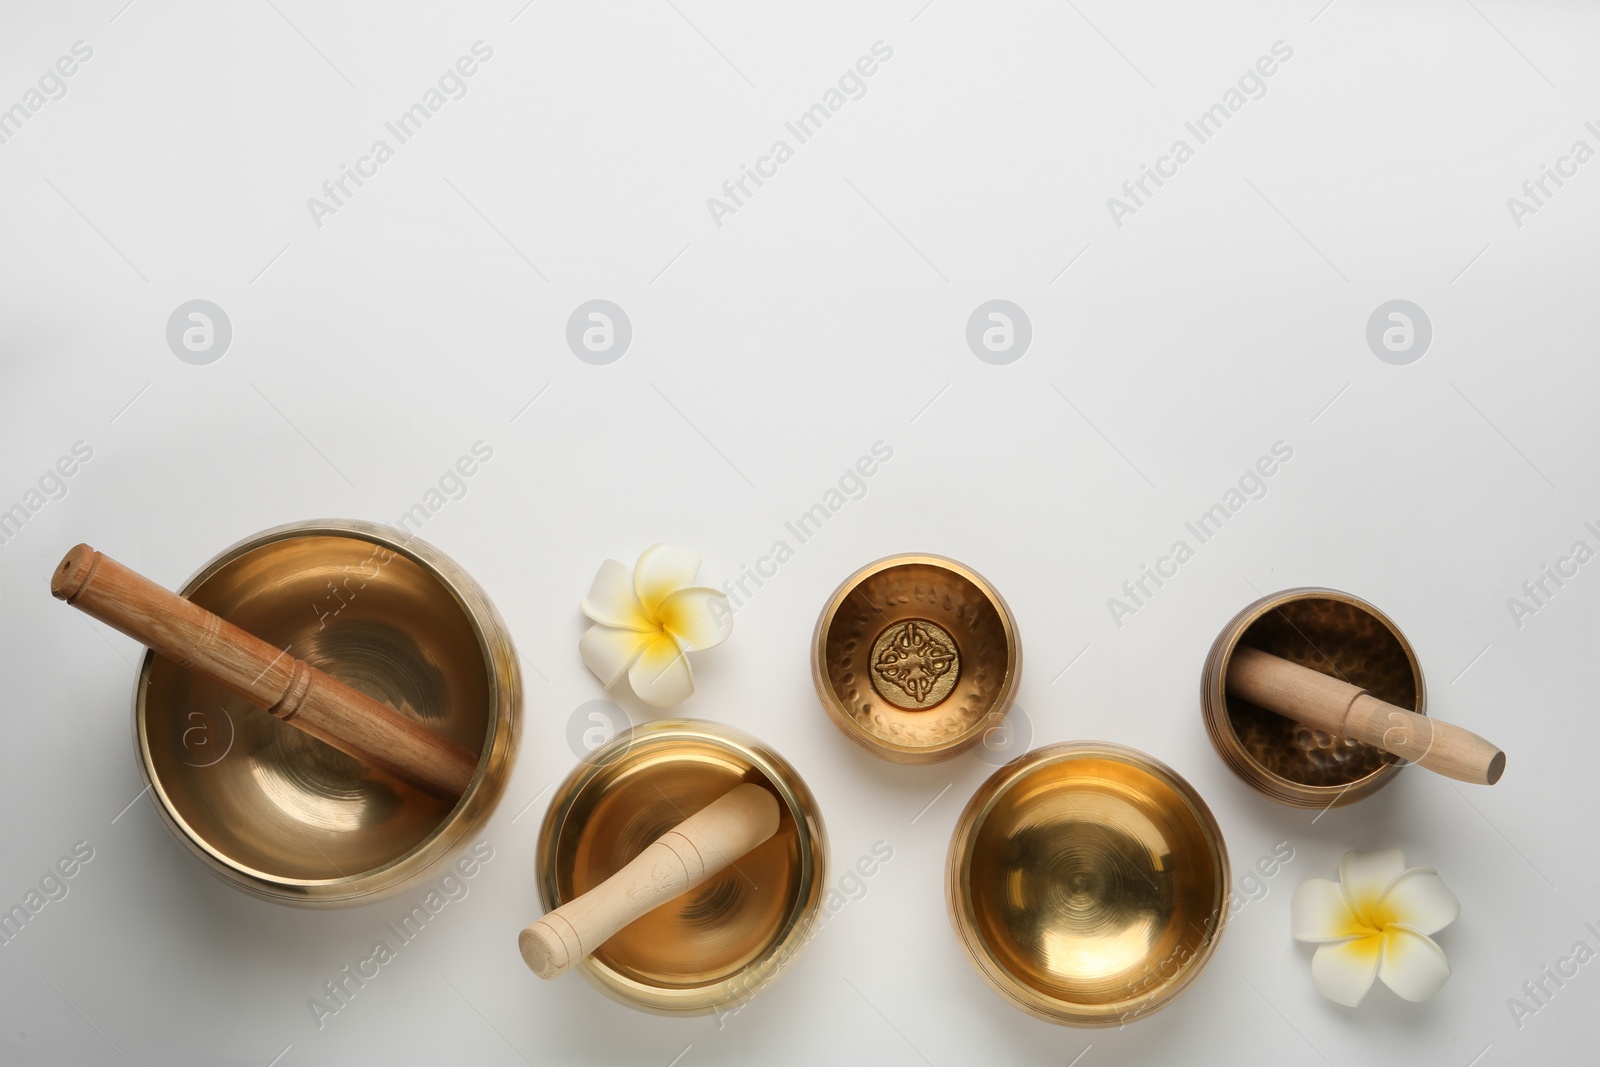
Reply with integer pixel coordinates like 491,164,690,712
1290,848,1460,1006
578,545,733,708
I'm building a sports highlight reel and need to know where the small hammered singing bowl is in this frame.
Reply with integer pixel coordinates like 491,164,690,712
537,719,827,1015
137,520,520,907
1201,587,1426,809
947,742,1229,1027
812,554,1020,764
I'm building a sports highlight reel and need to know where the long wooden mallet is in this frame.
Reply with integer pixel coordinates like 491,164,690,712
519,783,780,980
1226,645,1505,786
51,544,478,798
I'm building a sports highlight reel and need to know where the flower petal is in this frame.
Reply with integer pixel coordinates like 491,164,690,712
1311,934,1384,1007
1340,848,1407,926
1292,878,1369,943
582,559,652,631
658,586,733,651
1376,868,1459,936
1378,925,1451,1002
579,625,652,687
634,544,701,617
628,633,695,708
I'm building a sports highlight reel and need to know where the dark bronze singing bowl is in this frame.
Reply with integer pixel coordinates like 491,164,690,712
537,720,826,1014
136,520,520,906
1201,587,1425,808
947,743,1229,1026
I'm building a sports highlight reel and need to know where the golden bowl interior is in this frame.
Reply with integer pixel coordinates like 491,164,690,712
1204,589,1424,806
815,555,1019,763
949,743,1228,1026
539,721,824,1014
139,523,515,904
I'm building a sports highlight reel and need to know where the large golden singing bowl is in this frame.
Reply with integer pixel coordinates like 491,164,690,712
136,520,520,907
537,720,826,1014
1202,588,1425,808
947,742,1229,1026
813,554,1020,764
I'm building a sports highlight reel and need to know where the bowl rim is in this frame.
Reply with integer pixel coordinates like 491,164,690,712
1200,586,1426,808
133,518,521,907
536,718,828,1015
811,553,1022,764
945,740,1231,1027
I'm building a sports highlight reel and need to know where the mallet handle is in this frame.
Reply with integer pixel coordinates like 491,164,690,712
1226,645,1504,786
519,783,781,980
52,544,478,798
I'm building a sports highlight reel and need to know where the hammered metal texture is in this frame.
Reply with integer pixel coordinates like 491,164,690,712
1230,599,1417,784
814,556,1019,763
1202,589,1424,808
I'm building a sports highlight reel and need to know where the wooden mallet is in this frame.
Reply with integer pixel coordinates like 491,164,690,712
1226,645,1505,786
51,544,479,798
519,782,780,980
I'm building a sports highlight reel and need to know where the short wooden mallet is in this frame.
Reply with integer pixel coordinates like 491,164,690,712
519,783,781,980
1226,645,1505,786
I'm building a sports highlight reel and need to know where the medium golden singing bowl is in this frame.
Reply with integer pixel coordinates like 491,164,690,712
537,720,826,1015
1202,588,1425,808
136,520,520,907
947,742,1229,1026
813,554,1020,764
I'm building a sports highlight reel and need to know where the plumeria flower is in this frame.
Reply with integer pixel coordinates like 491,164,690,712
1290,848,1460,1007
579,545,733,708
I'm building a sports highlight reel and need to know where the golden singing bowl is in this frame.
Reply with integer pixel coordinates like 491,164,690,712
813,554,1020,764
1201,588,1425,808
136,520,520,907
947,742,1229,1026
537,719,826,1015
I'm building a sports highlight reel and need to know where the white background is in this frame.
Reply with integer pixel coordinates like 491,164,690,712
2,1,1597,1064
